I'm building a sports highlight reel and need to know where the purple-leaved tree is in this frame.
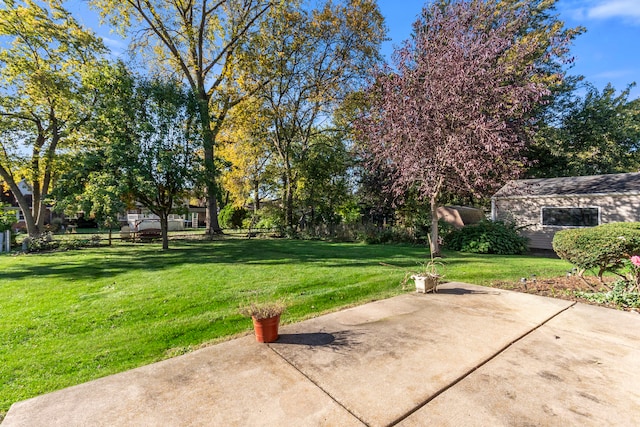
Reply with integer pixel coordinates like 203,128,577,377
358,0,573,254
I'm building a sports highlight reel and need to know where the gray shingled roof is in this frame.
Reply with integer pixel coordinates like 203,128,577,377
493,172,640,198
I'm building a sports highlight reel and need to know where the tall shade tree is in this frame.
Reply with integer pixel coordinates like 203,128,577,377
528,82,640,177
89,0,283,236
98,74,201,250
55,69,201,250
253,0,385,228
0,0,106,237
295,131,354,227
357,0,575,254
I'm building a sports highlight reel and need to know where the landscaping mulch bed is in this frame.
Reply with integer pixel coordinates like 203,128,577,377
490,275,639,313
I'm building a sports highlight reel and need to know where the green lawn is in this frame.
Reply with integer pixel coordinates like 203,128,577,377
0,239,571,417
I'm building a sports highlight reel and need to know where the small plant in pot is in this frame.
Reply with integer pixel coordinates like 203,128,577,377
239,301,286,343
404,247,444,293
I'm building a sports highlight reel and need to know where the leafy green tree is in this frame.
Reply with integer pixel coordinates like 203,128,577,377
59,69,202,250
55,163,125,245
0,0,107,237
528,82,640,177
253,0,385,228
89,0,285,236
296,132,354,227
108,76,201,250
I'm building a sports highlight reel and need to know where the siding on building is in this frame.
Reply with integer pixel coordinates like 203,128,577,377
492,173,640,250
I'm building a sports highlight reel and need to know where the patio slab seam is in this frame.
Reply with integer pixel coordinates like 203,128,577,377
386,300,578,427
543,303,640,351
265,343,366,425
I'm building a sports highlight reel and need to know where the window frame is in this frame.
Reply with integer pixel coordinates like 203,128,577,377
540,206,601,228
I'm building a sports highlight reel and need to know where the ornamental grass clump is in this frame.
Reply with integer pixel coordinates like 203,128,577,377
411,241,445,280
400,236,445,292
239,301,286,320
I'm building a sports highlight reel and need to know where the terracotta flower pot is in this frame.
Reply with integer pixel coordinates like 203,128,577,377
252,314,281,343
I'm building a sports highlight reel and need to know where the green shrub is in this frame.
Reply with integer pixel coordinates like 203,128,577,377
357,222,460,246
47,217,64,233
437,219,457,243
25,233,101,253
552,222,640,278
242,216,255,229
444,220,528,255
218,205,247,229
26,234,59,252
337,202,362,225
359,226,419,245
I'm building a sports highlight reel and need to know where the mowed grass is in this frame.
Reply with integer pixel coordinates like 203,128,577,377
0,239,572,416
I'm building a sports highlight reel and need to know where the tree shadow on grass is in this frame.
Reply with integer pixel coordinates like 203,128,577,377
1,239,428,282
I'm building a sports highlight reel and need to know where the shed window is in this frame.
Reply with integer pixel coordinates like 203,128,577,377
541,207,599,227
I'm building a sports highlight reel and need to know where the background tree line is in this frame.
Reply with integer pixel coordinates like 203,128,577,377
1,0,638,248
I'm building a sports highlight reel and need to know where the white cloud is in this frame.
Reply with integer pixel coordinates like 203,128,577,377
560,0,588,21
586,0,640,22
102,36,127,51
100,36,130,59
591,69,635,79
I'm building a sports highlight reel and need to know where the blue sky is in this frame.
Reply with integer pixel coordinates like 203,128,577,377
68,0,639,99
378,0,640,99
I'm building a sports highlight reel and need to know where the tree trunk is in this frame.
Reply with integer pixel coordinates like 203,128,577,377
253,179,260,214
430,194,440,256
310,205,315,228
22,200,39,237
36,130,58,232
429,177,445,256
160,212,169,250
284,173,294,228
195,91,222,236
0,165,40,237
34,199,46,231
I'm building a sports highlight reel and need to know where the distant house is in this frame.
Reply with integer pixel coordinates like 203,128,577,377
118,203,204,231
1,179,53,231
491,172,640,250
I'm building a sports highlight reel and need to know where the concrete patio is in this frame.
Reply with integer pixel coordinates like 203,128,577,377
4,282,640,426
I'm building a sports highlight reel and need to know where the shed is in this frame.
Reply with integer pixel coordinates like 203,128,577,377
491,172,640,250
436,205,485,229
